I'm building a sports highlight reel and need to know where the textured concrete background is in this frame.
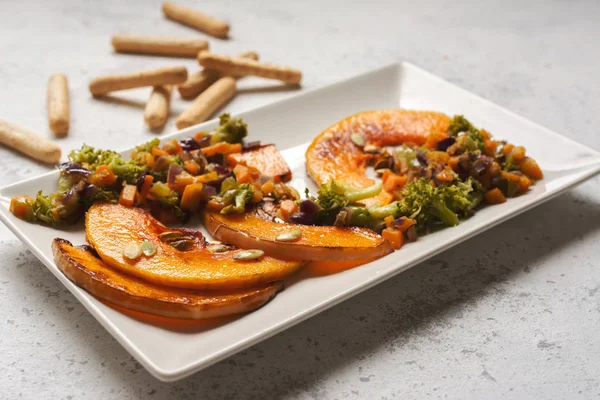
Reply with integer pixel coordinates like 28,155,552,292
1,0,600,398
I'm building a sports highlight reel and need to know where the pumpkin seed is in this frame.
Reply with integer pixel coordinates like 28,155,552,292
158,231,184,242
208,243,233,253
123,243,142,260
233,249,264,261
363,144,381,154
275,229,303,242
140,241,157,257
350,133,365,147
169,239,195,251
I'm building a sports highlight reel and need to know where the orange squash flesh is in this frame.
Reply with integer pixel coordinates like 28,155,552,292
305,110,451,207
203,211,393,261
85,203,304,290
227,144,292,183
52,238,283,320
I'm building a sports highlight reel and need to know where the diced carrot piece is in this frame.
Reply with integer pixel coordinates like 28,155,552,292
503,143,514,156
261,180,275,195
501,171,521,184
163,140,182,155
183,160,200,175
227,144,292,183
448,156,460,172
9,196,34,221
119,184,137,207
251,189,263,203
201,142,242,157
195,171,218,183
384,215,394,228
426,151,450,164
425,131,448,150
480,129,491,141
173,173,195,192
151,146,169,157
520,157,543,180
180,183,204,212
383,172,407,193
90,165,117,188
512,146,526,162
517,175,531,194
279,199,298,221
484,140,498,156
382,228,404,250
484,188,507,204
193,132,208,142
137,175,154,204
207,199,224,212
233,164,253,184
394,217,417,232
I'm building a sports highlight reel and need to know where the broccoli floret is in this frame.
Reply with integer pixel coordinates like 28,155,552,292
149,182,179,206
31,191,60,225
210,113,248,145
396,177,484,229
134,138,160,154
448,115,485,152
448,115,475,136
69,145,145,184
221,184,254,214
69,144,101,165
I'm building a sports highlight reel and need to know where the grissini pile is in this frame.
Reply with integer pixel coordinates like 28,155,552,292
47,73,69,137
89,66,188,96
178,50,259,100
197,51,302,84
111,35,209,58
144,85,172,129
0,120,61,164
162,2,229,39
175,76,236,129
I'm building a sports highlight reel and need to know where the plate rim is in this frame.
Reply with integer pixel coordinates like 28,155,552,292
1,61,599,382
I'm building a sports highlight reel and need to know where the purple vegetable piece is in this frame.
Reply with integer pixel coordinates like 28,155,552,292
406,226,418,242
200,185,217,201
288,212,314,225
242,141,261,151
153,156,171,172
80,184,99,199
416,150,428,166
436,137,456,152
135,168,149,190
392,217,405,228
59,162,91,181
299,199,321,215
167,165,183,186
205,171,234,192
179,138,200,151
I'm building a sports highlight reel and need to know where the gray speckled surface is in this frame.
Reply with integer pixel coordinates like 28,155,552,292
1,0,600,398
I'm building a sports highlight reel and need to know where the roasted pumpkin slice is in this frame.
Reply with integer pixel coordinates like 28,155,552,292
203,211,393,261
85,203,304,290
52,238,283,320
305,110,451,207
227,144,292,182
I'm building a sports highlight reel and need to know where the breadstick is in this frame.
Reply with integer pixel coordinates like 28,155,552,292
47,73,69,137
0,120,61,164
197,52,302,84
89,66,188,96
111,35,209,58
178,51,259,100
144,85,172,129
176,77,236,129
162,2,229,39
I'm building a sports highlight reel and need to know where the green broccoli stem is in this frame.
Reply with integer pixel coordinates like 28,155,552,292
369,201,401,219
332,181,383,203
430,200,459,226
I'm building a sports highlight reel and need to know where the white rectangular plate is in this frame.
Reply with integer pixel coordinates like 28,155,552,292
1,62,599,382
